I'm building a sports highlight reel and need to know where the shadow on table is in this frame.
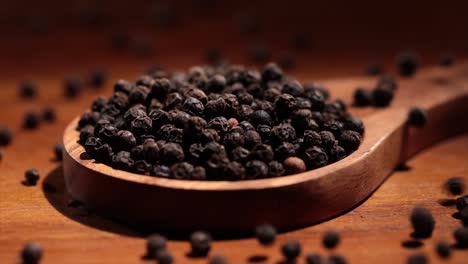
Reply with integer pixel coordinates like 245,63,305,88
42,166,145,238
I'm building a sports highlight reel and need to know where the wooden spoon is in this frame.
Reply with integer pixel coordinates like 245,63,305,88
63,62,468,233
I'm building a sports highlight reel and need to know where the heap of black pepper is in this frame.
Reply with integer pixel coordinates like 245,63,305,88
77,63,364,180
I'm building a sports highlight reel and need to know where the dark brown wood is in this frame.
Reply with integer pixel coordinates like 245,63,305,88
1,25,468,263
62,62,468,233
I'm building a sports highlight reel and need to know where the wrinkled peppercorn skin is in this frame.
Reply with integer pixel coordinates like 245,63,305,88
77,63,363,180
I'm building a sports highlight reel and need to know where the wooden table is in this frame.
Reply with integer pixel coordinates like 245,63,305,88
0,25,467,263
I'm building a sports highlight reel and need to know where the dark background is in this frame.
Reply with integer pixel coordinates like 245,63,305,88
0,0,467,79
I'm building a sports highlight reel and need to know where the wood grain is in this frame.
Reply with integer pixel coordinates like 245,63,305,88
1,29,468,263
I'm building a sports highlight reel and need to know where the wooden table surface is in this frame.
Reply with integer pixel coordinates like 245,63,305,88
1,22,468,263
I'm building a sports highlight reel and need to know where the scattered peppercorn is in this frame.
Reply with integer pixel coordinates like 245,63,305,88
410,207,435,238
76,63,363,180
366,65,382,76
42,107,56,122
157,250,173,264
444,177,465,196
64,77,82,98
255,224,277,245
21,241,43,264
408,107,428,128
460,207,468,226
281,240,301,261
435,240,451,258
0,127,12,146
24,168,40,186
88,68,107,88
456,195,468,211
23,112,41,129
146,234,167,259
353,88,373,107
54,144,64,161
439,53,454,67
454,227,468,247
407,254,427,264
329,254,348,264
305,254,322,264
190,231,212,256
323,230,340,249
19,80,38,99
397,52,419,77
372,87,394,107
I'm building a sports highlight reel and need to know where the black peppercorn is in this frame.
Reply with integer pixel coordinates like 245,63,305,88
21,241,43,264
0,127,12,146
329,255,348,264
269,123,296,145
157,250,173,264
206,117,229,135
42,107,56,122
64,77,82,98
129,85,150,105
24,168,40,186
439,53,454,67
245,160,268,179
244,130,262,149
408,107,428,128
114,79,132,94
338,130,361,153
454,227,468,247
249,42,270,64
372,87,394,107
303,130,322,148
88,68,107,88
84,137,102,157
397,52,419,77
303,146,328,169
54,143,64,161
410,207,435,238
281,240,301,261
456,195,468,211
170,162,194,180
274,142,296,161
112,151,134,170
23,112,41,129
319,131,336,150
182,97,204,116
460,207,468,226
19,80,38,99
152,165,171,178
353,88,373,107
255,224,277,245
282,80,304,97
268,161,285,177
189,231,212,256
130,116,152,136
274,94,297,119
322,120,344,138
323,230,340,249
444,177,465,196
230,146,250,163
249,110,273,127
261,63,283,83
160,143,184,165
146,233,167,259
305,254,321,264
407,254,427,264
435,240,451,258
249,144,274,162
366,65,382,76
95,143,113,163
344,116,365,135
329,145,346,162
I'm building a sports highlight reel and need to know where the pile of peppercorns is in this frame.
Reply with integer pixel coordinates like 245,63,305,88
77,62,364,180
